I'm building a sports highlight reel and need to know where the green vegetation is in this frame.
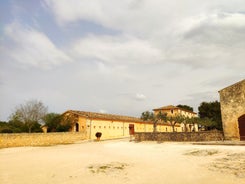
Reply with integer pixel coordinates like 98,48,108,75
9,100,48,133
177,104,194,112
185,149,219,156
43,113,71,132
0,100,72,133
198,101,222,130
88,162,128,174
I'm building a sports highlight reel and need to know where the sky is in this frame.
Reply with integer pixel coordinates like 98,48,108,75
0,0,245,121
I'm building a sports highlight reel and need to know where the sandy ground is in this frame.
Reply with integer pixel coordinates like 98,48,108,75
0,139,245,184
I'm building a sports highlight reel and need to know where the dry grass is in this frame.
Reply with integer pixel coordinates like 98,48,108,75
184,149,219,156
87,162,129,174
209,153,245,178
184,149,245,178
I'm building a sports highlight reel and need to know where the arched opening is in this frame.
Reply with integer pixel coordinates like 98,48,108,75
75,123,79,132
238,114,245,141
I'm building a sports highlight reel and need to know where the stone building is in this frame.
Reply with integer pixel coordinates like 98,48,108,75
219,79,245,140
153,105,198,132
62,110,182,140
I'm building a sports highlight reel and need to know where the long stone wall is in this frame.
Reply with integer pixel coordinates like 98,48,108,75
135,131,224,142
0,132,87,148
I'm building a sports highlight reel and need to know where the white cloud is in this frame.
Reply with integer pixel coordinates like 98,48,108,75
45,0,245,70
135,93,146,101
70,34,163,65
3,22,71,70
44,0,245,33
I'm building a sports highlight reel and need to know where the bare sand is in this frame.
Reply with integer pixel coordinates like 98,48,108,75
0,139,245,184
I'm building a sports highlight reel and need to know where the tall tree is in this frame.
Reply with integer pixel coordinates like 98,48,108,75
10,100,48,133
198,101,222,130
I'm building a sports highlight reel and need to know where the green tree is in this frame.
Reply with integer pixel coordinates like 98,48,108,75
198,117,217,131
140,111,167,132
0,121,13,133
8,119,27,133
43,113,72,132
43,113,61,132
153,112,168,132
10,100,48,133
177,104,194,112
140,111,154,121
167,114,185,132
198,101,222,130
183,117,193,132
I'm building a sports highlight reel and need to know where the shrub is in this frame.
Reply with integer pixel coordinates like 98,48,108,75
95,132,102,138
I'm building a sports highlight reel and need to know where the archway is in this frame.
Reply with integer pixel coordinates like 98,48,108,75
75,123,79,132
238,114,245,141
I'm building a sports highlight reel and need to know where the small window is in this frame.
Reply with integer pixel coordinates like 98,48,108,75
171,110,173,114
94,126,96,129
104,126,106,129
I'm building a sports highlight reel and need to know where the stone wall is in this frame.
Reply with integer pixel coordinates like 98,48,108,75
134,131,224,142
0,132,87,148
219,79,245,140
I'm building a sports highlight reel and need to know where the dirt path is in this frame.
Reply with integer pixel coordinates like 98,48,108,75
0,140,245,184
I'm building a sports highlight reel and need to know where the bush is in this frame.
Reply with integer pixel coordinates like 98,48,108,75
95,132,102,138
1,129,13,133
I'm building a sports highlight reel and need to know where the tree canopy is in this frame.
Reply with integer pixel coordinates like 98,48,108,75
140,111,154,121
10,100,48,133
43,113,72,132
177,104,194,112
198,101,222,130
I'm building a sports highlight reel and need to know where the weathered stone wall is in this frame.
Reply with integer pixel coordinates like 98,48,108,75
219,79,245,140
0,132,87,148
134,131,224,142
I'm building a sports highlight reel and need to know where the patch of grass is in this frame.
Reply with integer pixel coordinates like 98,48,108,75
184,149,219,156
209,152,245,178
87,162,128,174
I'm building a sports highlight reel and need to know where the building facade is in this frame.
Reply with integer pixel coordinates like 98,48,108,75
153,105,198,132
219,79,245,140
62,110,181,140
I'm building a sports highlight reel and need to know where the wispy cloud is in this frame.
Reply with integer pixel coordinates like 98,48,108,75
70,34,163,65
45,0,245,70
3,22,72,70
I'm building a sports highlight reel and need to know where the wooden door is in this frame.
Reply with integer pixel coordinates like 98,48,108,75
129,124,135,135
238,115,245,141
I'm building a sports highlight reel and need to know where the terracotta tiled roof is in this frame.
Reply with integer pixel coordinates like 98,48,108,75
153,105,178,111
153,105,197,114
64,110,147,123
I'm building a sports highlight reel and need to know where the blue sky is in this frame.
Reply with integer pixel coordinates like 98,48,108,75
0,0,245,121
